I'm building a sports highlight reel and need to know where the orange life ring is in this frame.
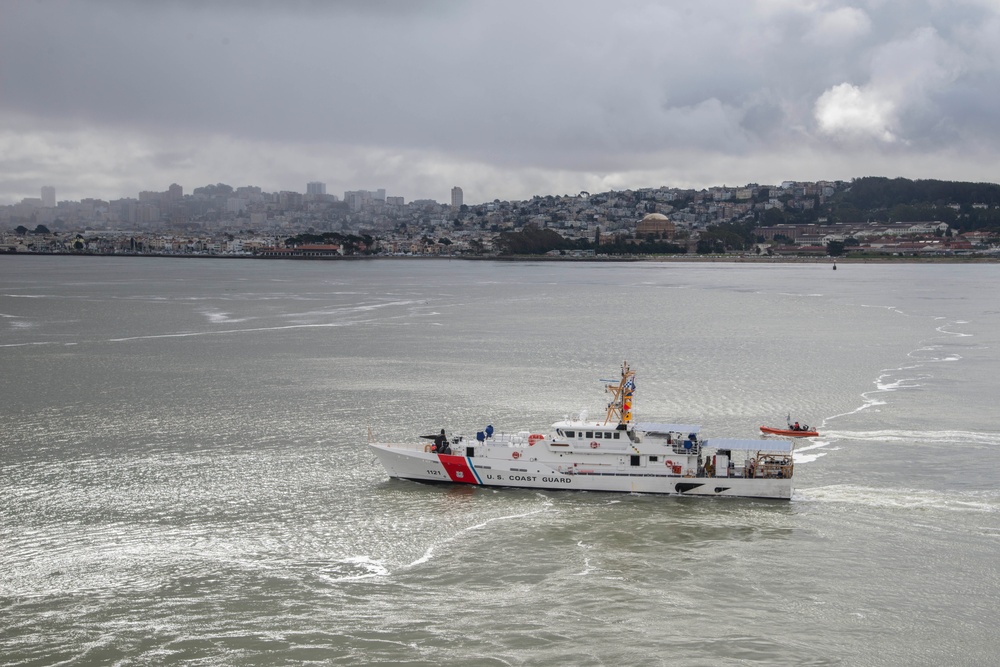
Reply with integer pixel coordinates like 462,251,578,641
512,450,521,459
424,444,433,453
590,441,600,449
528,433,545,446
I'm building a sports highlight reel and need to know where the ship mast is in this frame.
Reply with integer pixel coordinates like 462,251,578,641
604,361,635,426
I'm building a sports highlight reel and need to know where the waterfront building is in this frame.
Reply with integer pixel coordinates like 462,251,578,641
635,212,676,239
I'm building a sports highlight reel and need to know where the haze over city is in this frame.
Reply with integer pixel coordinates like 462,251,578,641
2,0,999,206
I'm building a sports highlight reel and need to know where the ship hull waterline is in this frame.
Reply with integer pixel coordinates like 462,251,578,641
370,443,793,500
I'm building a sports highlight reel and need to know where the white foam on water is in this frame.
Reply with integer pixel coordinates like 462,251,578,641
317,556,391,583
107,320,364,342
792,440,836,464
573,541,596,576
824,394,885,422
5,309,394,346
795,485,999,513
875,374,927,392
817,429,1000,446
287,299,422,317
860,303,907,316
937,321,973,337
909,342,963,363
199,308,251,324
404,505,552,570
820,315,973,434
0,340,59,348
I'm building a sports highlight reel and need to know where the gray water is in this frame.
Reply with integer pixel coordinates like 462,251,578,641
2,256,998,666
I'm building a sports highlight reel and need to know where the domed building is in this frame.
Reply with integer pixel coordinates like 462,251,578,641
635,212,676,239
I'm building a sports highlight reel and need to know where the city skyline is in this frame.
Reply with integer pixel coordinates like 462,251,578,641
18,182,454,207
2,1,999,207
7,176,840,212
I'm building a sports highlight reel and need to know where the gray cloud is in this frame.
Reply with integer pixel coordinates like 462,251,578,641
2,0,999,205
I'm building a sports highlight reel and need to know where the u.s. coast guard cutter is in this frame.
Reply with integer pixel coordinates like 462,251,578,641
369,362,795,499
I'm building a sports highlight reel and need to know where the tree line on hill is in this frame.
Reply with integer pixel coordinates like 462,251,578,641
493,224,687,256
494,177,1000,256
825,177,1000,232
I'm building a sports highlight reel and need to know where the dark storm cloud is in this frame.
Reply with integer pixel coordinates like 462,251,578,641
1,0,999,204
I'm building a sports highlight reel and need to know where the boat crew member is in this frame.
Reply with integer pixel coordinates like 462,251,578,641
433,429,446,452
793,422,801,431
704,456,716,477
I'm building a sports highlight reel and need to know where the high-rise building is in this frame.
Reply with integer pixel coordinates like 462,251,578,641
278,191,304,209
451,186,463,209
41,186,56,208
307,181,327,196
343,189,384,210
344,190,369,211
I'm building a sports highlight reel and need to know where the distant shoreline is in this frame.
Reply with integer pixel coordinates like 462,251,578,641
2,251,997,264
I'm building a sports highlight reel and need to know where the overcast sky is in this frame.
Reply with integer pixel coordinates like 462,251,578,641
2,0,999,205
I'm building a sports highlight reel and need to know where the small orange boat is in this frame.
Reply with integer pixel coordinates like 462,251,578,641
760,425,818,438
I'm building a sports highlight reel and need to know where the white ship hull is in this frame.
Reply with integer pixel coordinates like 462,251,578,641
369,439,793,500
369,363,795,501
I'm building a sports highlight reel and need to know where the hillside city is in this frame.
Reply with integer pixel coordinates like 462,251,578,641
3,178,1000,259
